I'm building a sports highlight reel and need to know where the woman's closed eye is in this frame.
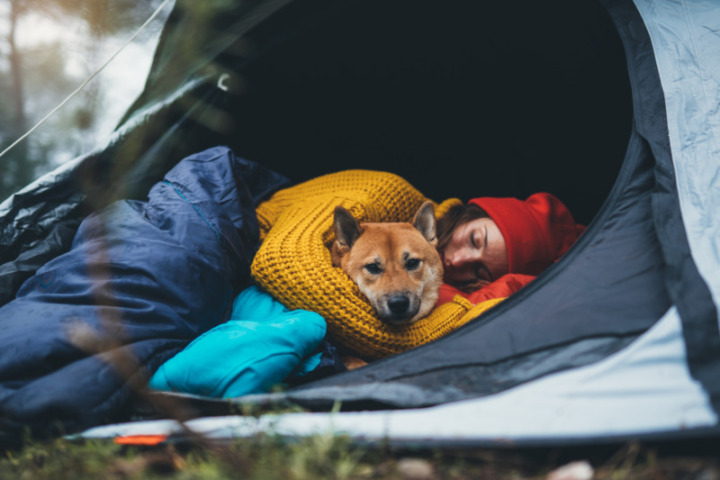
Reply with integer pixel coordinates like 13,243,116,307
470,227,488,251
470,231,479,249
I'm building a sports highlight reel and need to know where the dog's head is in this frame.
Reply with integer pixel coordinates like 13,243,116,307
331,201,443,326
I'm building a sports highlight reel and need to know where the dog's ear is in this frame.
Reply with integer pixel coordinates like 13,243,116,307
331,206,361,266
412,201,438,246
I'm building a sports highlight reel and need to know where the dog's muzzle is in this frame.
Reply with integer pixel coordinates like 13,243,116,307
378,293,420,325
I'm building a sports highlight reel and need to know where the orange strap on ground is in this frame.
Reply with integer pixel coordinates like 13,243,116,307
114,434,168,445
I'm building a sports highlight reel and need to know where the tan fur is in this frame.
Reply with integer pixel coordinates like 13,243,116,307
331,201,443,326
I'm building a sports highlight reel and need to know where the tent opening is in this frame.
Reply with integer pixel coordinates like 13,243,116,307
214,0,632,224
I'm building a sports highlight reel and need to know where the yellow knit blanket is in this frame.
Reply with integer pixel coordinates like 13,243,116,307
251,170,504,359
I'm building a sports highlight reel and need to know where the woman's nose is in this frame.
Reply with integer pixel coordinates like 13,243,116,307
447,248,477,267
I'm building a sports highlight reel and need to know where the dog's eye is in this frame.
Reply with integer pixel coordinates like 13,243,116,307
405,258,421,271
365,263,382,274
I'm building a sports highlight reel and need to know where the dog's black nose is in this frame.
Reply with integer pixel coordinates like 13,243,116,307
387,295,410,315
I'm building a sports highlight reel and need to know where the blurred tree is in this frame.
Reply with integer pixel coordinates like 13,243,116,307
0,0,163,203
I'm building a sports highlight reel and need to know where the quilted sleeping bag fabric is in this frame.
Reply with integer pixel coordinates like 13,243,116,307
0,146,288,436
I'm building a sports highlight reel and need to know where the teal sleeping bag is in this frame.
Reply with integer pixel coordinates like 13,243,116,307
149,286,327,398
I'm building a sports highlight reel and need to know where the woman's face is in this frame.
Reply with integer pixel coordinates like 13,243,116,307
439,217,509,288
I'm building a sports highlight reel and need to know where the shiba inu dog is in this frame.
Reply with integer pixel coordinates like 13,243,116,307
330,201,443,325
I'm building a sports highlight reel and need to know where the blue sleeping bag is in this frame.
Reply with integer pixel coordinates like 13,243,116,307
0,146,289,436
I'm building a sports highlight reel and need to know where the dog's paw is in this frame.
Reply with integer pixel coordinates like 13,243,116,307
341,355,368,370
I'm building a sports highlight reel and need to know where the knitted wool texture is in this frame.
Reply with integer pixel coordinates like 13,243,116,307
251,170,504,359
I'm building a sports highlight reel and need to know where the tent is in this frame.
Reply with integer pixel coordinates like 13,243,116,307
2,0,720,446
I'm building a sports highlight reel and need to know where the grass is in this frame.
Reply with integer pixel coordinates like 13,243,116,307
2,431,720,479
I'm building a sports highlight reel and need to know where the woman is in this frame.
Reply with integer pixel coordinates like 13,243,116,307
435,193,586,306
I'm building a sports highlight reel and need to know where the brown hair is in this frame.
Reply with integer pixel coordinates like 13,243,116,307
436,203,491,292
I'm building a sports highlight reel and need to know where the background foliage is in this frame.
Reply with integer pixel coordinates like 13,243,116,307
0,0,166,203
